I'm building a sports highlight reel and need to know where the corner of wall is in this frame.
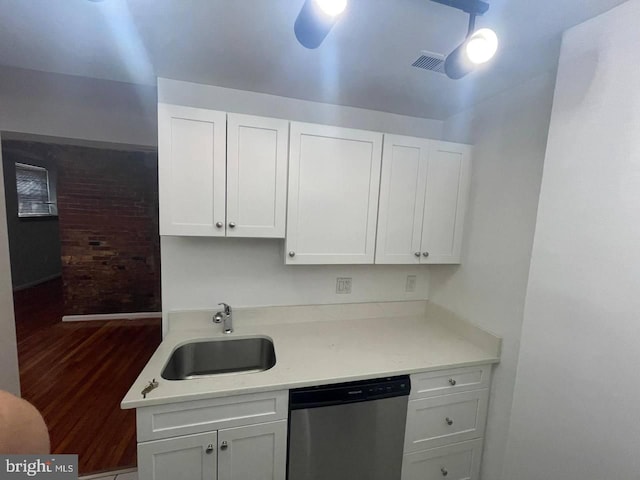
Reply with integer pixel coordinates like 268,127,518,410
429,71,557,480
0,133,21,395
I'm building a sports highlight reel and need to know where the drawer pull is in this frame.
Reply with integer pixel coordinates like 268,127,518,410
205,444,214,454
220,441,228,451
441,467,449,477
445,417,454,426
448,378,457,386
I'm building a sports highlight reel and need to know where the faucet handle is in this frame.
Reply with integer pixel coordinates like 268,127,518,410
218,302,231,315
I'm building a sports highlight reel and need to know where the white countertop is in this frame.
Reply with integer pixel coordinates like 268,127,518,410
121,301,501,409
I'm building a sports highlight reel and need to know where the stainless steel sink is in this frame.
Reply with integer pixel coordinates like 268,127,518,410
161,337,276,380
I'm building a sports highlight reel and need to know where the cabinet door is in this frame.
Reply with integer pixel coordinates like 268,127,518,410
375,135,430,264
420,142,471,264
218,420,287,480
286,122,383,264
138,431,217,480
227,114,289,238
158,103,227,236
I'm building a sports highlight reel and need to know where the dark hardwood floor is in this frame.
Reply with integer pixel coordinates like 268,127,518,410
14,278,161,475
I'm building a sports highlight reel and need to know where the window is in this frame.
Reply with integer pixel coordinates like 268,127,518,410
15,162,57,217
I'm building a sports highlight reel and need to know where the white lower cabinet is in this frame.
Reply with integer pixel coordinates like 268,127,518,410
138,420,286,480
401,439,483,480
409,366,491,399
218,420,287,480
404,390,489,452
136,391,288,480
402,366,492,480
138,431,218,480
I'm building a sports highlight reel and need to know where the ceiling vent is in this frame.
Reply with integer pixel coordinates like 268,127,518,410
411,51,446,75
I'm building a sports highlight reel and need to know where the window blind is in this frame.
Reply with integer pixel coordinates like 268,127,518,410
16,163,53,216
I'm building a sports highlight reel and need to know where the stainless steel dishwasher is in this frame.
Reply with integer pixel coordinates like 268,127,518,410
287,375,410,480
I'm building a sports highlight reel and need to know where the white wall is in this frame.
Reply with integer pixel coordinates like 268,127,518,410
0,133,20,395
502,2,640,479
159,79,443,331
158,78,444,138
429,72,556,480
0,66,157,148
162,237,430,310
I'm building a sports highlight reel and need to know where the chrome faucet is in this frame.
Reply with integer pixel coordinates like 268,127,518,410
213,302,233,334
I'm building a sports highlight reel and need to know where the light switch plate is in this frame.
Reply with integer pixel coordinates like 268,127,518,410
405,275,417,293
336,277,352,294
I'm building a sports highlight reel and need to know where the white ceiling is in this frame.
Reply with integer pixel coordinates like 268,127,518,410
0,0,628,119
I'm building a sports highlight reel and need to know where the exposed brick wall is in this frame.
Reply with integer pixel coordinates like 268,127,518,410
55,145,161,315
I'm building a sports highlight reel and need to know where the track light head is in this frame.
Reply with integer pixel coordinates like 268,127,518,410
443,9,498,80
465,28,498,64
314,0,347,17
444,41,474,79
294,0,348,49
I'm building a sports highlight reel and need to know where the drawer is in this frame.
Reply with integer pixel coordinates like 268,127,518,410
401,439,483,480
410,366,491,400
404,390,488,452
137,390,288,442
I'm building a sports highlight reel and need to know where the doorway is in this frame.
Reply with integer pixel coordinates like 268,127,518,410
1,135,162,475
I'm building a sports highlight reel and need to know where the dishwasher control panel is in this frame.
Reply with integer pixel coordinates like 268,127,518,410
290,375,411,409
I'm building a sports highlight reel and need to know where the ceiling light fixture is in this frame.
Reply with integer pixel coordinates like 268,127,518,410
294,0,348,49
466,28,498,64
314,0,348,17
431,0,499,79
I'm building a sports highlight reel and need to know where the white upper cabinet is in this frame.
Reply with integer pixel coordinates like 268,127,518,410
158,106,289,238
376,137,471,265
158,103,227,237
376,135,430,264
420,141,471,264
158,102,470,261
226,114,289,238
286,122,383,264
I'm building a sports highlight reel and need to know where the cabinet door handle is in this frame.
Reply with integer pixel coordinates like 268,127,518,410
220,441,228,451
229,222,236,228
449,378,457,386
216,222,223,228
422,252,430,257
288,251,296,258
445,417,454,426
414,252,421,257
205,444,214,454
441,467,449,477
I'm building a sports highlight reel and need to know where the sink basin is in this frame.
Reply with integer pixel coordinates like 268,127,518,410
161,337,276,380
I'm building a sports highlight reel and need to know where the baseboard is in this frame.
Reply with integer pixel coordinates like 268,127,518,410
62,312,162,322
13,273,62,291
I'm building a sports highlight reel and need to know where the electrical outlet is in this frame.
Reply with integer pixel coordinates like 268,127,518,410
405,275,417,293
336,277,352,294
